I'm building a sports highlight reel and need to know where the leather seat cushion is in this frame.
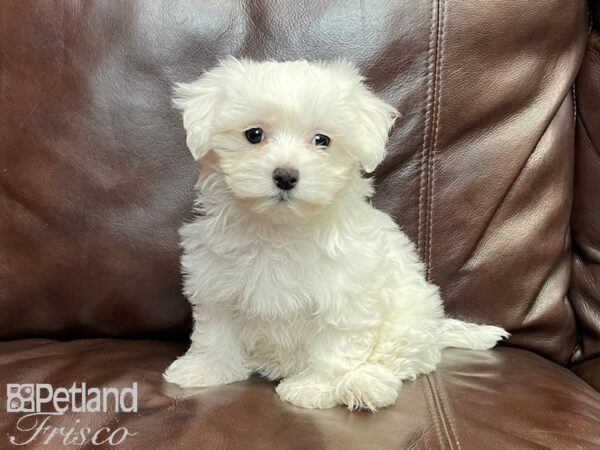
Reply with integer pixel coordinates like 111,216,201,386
1,340,598,449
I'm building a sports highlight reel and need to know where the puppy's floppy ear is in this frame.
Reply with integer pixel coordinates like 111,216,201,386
173,58,245,160
173,77,221,160
348,85,399,173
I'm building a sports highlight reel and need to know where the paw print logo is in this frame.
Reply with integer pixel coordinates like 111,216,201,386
6,384,35,413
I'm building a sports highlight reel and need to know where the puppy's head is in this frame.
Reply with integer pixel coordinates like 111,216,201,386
175,58,397,221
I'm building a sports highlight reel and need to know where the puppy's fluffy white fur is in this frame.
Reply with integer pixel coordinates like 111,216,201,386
164,58,508,410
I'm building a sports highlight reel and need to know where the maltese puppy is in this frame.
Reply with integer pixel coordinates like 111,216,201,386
164,58,508,410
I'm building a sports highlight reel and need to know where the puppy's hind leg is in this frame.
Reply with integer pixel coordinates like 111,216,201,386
335,320,445,410
276,325,399,410
335,363,401,411
438,318,509,351
372,319,444,383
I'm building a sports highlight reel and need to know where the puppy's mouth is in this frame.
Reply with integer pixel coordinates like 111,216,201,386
240,190,319,222
276,191,293,203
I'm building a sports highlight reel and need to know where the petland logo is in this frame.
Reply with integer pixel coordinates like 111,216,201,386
6,383,138,446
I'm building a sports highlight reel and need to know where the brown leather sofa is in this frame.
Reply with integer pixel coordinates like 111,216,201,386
2,1,600,448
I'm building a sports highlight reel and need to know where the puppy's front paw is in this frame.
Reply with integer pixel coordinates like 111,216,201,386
336,364,400,411
276,373,337,409
163,353,249,388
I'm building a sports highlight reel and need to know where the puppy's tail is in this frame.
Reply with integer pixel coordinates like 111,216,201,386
438,318,509,350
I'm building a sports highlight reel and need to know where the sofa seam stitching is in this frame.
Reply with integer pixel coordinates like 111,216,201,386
572,82,577,125
425,0,441,270
421,374,446,449
419,1,453,447
434,369,460,449
425,373,454,449
426,0,446,282
418,0,438,258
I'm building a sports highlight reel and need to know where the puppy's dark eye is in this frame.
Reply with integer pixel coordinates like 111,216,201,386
245,127,264,144
313,134,330,148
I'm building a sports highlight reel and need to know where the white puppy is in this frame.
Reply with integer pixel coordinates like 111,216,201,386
164,58,508,410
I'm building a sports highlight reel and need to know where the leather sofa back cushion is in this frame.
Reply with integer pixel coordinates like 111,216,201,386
571,1,600,365
0,0,588,361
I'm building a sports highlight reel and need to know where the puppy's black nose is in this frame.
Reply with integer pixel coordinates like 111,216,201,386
272,168,299,191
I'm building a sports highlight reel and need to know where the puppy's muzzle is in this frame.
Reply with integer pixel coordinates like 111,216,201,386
272,168,299,191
